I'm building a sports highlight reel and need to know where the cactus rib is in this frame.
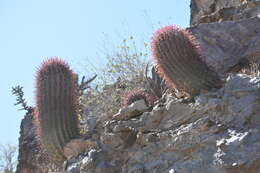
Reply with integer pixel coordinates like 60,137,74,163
151,25,222,97
34,58,79,164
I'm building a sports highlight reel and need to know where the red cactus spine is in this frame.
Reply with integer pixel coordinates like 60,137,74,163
122,89,156,107
151,25,222,97
34,58,79,164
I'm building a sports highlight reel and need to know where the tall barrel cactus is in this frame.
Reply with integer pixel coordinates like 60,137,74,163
151,25,222,97
34,58,79,164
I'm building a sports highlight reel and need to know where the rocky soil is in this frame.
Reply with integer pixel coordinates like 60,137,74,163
64,74,260,173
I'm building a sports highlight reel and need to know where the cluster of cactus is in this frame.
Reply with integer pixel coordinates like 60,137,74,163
27,24,223,167
151,25,222,98
34,58,79,165
122,88,156,107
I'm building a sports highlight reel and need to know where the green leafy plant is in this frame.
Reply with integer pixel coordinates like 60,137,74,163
145,65,167,99
11,86,33,113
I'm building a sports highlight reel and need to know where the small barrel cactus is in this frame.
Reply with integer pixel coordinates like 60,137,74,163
34,58,79,164
151,25,222,97
122,88,156,107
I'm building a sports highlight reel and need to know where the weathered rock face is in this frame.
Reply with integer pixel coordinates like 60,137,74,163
16,113,56,173
188,16,260,75
65,74,260,173
188,0,260,76
190,0,260,26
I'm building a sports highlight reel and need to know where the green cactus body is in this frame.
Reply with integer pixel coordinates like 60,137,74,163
151,25,222,97
34,58,79,164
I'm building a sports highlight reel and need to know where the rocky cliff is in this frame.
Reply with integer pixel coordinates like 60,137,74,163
16,0,260,172
64,74,260,173
190,0,260,26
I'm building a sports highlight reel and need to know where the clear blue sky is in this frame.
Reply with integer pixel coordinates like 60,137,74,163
0,0,190,145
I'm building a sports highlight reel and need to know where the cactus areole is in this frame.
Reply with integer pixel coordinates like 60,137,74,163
34,58,79,164
151,25,222,97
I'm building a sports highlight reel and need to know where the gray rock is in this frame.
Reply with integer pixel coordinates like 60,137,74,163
64,74,260,172
85,116,97,133
127,163,145,173
77,149,114,173
113,100,148,121
138,105,165,132
101,132,125,150
101,128,138,150
158,100,197,130
190,0,260,26
95,161,118,173
189,16,260,75
217,74,260,127
63,138,98,159
16,113,55,173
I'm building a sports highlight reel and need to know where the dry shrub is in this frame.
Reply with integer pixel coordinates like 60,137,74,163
79,36,152,126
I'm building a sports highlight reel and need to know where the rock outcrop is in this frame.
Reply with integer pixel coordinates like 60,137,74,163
16,113,54,173
15,0,260,173
190,0,260,26
189,0,260,76
189,17,260,75
64,74,260,173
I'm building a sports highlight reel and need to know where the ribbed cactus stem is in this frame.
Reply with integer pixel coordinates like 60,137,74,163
34,58,79,164
122,89,156,107
151,25,222,97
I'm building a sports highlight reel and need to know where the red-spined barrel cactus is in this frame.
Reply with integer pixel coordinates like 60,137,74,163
151,25,222,98
34,58,79,164
122,88,156,107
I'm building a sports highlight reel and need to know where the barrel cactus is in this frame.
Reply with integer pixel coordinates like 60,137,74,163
122,88,156,107
151,25,222,98
34,58,79,164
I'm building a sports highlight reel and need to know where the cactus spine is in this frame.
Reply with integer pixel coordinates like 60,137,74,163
34,58,79,164
151,25,222,97
122,89,156,107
